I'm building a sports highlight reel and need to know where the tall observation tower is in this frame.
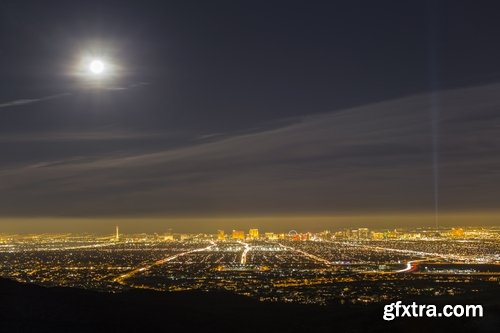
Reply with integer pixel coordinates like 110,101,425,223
115,225,120,242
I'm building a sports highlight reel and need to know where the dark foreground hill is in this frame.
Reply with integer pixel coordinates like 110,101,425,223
0,278,498,333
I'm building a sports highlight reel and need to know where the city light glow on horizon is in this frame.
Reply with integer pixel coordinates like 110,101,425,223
0,211,499,234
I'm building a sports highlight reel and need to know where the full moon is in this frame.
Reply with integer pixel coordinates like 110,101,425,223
89,60,104,74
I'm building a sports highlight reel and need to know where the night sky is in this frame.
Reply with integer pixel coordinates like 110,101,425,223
1,1,499,232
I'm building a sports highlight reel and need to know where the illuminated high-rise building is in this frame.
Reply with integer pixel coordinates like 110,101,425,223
115,225,120,242
351,229,359,239
451,228,465,238
217,230,225,241
264,232,278,240
231,230,245,240
358,228,370,239
249,228,259,240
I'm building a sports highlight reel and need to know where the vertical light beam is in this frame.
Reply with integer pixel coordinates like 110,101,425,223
427,4,441,230
430,92,440,229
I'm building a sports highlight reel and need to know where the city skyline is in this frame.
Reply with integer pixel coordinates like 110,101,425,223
1,224,497,240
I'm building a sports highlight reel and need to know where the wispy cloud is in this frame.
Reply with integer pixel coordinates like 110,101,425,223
0,93,71,109
0,84,499,217
0,129,166,143
101,81,151,91
0,82,150,108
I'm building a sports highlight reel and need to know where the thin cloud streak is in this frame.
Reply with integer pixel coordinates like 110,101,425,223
0,93,71,109
100,81,151,91
0,82,150,109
